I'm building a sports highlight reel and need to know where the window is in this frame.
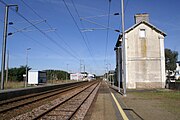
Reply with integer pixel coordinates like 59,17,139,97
139,29,146,38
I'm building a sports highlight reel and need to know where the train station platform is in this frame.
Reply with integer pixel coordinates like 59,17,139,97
84,81,133,120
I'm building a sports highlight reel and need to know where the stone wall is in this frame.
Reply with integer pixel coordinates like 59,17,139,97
125,23,165,89
136,82,163,89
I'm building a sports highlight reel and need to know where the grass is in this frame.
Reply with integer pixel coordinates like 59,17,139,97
129,89,180,115
131,90,180,99
3,79,74,90
4,81,25,89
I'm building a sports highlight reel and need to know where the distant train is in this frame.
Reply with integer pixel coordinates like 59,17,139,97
70,72,95,81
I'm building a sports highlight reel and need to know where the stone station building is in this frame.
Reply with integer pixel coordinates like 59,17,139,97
115,13,167,89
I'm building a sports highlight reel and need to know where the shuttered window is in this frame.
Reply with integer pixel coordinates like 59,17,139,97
139,29,146,38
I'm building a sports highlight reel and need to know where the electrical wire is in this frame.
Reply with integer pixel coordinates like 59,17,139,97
62,0,100,67
11,20,46,34
12,27,66,58
71,0,90,46
20,0,81,59
70,0,99,67
82,13,119,19
62,0,88,51
125,0,129,13
80,18,119,32
16,12,79,60
20,0,44,20
0,0,80,61
0,17,69,59
104,0,112,63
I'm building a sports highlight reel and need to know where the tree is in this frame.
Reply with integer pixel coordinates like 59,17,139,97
7,66,31,81
45,70,69,80
165,48,178,71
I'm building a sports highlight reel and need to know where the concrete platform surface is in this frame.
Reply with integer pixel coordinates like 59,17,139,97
84,81,131,120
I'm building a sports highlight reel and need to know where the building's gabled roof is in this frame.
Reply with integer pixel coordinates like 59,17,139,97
114,21,167,49
125,21,167,36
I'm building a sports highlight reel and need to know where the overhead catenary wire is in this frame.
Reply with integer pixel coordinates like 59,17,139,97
81,13,120,19
10,20,46,34
11,19,46,24
0,18,69,60
20,0,81,59
0,0,80,61
104,0,112,64
80,18,119,32
62,0,90,54
13,28,66,58
62,0,99,67
20,0,44,20
11,28,56,33
15,12,80,61
71,0,91,46
70,0,99,67
125,0,129,12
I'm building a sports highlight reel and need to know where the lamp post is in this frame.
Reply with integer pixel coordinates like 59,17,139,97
121,0,126,96
1,4,18,90
25,48,31,88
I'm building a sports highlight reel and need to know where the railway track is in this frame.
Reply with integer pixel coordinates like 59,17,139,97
0,82,87,113
0,82,87,106
0,81,99,119
11,81,100,120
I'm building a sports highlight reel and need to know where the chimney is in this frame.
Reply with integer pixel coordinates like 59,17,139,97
134,13,149,24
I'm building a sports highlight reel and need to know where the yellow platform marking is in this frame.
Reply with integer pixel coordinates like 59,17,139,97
110,92,129,120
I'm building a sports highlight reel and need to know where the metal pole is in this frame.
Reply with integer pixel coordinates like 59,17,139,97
121,0,126,96
5,50,9,84
1,6,9,90
25,48,31,87
1,4,18,90
117,47,121,92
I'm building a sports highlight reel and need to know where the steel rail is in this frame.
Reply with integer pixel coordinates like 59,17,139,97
0,82,86,106
0,82,90,113
68,82,100,120
32,81,99,120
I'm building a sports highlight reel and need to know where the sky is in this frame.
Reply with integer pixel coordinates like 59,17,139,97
0,0,180,75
